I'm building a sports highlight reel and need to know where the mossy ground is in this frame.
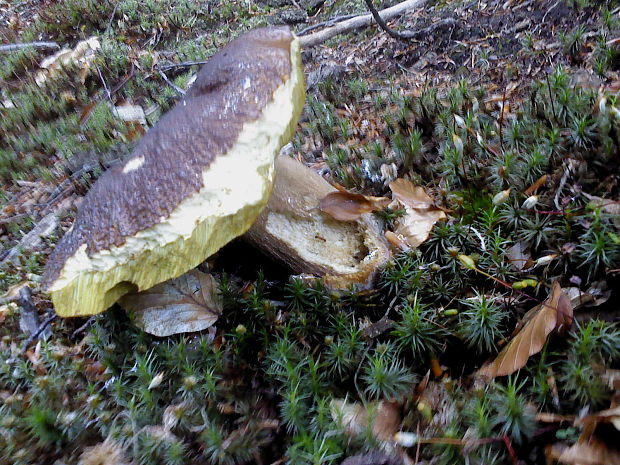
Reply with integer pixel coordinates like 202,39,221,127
1,0,619,464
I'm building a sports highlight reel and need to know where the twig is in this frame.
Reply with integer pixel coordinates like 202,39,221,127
296,14,357,36
110,64,136,96
45,163,98,206
97,65,112,102
18,286,54,352
157,60,208,72
21,313,56,353
0,212,30,225
0,42,60,53
362,0,411,41
71,316,96,340
541,0,560,24
554,160,575,211
106,1,120,34
156,67,186,96
300,0,427,48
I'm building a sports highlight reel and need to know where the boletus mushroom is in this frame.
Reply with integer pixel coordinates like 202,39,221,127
43,27,305,317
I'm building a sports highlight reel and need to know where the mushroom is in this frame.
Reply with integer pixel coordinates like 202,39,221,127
43,27,305,317
245,155,391,289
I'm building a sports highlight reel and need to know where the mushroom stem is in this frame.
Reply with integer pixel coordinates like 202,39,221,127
245,155,390,289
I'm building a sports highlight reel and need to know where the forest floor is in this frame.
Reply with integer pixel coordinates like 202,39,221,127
1,1,619,464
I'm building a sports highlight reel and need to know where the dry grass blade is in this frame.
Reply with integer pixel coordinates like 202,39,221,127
478,281,573,378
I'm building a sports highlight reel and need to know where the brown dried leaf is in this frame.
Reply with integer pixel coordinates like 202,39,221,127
478,282,573,378
506,241,532,271
388,180,446,248
393,207,446,249
119,269,222,337
319,192,389,221
548,437,620,465
330,399,401,444
577,406,620,432
389,179,434,210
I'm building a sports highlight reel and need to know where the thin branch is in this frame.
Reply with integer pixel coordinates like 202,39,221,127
71,316,96,340
362,0,411,41
296,14,358,36
300,0,427,48
21,314,56,353
18,286,54,353
0,42,60,53
156,67,186,96
157,60,208,72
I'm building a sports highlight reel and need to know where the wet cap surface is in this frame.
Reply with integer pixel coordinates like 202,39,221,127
44,27,295,288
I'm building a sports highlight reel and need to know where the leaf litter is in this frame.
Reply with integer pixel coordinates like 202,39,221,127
118,269,222,337
478,281,573,378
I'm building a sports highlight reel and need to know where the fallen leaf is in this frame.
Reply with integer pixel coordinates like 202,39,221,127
119,269,222,337
601,368,620,391
331,398,401,444
506,241,532,271
0,304,12,323
393,207,446,249
547,437,620,465
478,282,573,378
319,191,389,221
577,406,620,432
563,287,595,309
1,281,32,303
389,179,434,210
387,180,446,248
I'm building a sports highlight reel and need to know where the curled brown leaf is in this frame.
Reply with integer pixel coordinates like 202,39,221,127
319,191,389,221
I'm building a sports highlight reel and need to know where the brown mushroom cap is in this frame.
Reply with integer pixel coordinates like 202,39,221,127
43,27,305,317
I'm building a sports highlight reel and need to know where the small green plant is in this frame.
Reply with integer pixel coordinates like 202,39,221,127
391,294,446,361
559,25,587,63
491,378,536,445
577,210,619,282
559,360,609,408
458,291,508,354
361,343,416,400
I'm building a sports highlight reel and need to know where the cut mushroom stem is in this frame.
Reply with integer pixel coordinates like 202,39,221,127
245,155,391,290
